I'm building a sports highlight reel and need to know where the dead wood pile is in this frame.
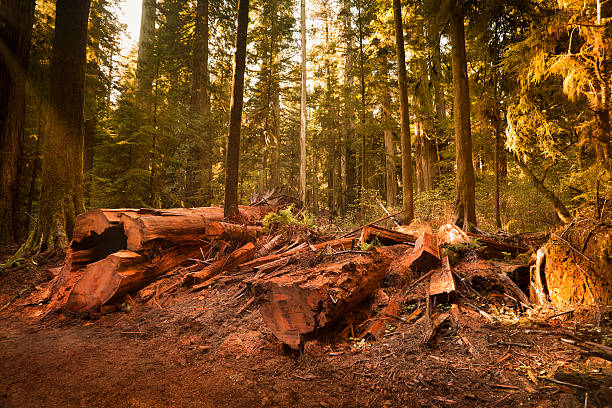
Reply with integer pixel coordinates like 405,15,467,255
38,202,547,354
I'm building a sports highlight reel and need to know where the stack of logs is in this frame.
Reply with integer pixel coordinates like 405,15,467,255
45,205,531,351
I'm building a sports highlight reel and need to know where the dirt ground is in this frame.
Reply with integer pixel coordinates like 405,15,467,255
1,246,611,408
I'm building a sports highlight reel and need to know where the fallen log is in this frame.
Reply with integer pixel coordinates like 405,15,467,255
237,238,355,272
188,242,256,285
122,212,262,251
49,244,206,313
363,298,400,339
429,256,455,298
257,249,390,349
360,224,417,245
404,232,441,272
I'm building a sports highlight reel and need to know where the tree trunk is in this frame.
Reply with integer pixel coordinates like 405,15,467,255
224,0,249,219
392,0,414,224
299,0,307,206
136,0,156,122
449,0,476,228
83,118,96,208
415,121,436,193
0,0,35,244
382,86,396,207
16,0,91,257
342,0,356,215
191,0,211,205
357,0,367,202
515,158,571,224
494,121,501,229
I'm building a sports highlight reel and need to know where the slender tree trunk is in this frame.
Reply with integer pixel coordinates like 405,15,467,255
299,0,307,206
83,118,96,208
224,0,249,218
0,0,35,245
342,0,355,215
392,0,413,224
357,0,367,201
494,123,502,229
15,0,91,257
449,0,476,228
515,158,571,224
136,0,156,122
271,91,281,187
191,0,211,205
381,84,396,207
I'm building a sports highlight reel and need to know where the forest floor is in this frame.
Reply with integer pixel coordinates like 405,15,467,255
0,244,611,408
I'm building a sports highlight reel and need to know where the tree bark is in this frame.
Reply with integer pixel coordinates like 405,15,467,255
136,0,156,122
392,0,414,224
83,117,96,208
16,0,91,257
299,0,307,206
342,0,356,215
357,0,367,201
191,0,212,205
449,0,476,228
382,85,396,207
0,0,35,244
224,0,249,218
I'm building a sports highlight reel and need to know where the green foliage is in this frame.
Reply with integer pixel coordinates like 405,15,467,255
261,206,317,233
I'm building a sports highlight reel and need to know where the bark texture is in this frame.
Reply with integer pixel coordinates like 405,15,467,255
191,0,212,205
449,0,476,228
299,0,307,206
224,0,249,218
0,0,35,244
392,0,414,224
17,0,91,256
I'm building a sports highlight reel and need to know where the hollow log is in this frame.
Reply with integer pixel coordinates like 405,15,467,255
257,249,391,349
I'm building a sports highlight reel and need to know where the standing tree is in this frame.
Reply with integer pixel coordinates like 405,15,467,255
449,0,476,228
16,0,91,256
392,0,414,223
224,0,249,218
191,0,211,205
0,0,36,244
299,0,307,206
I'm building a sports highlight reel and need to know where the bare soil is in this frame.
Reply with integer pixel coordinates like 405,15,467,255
1,247,610,408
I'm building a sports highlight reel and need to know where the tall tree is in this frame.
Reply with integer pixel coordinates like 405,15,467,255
136,0,156,121
449,0,476,228
393,0,413,223
299,0,307,206
0,0,36,244
191,0,211,205
341,0,356,215
17,0,91,255
224,0,249,218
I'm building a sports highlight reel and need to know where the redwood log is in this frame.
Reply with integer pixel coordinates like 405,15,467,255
429,255,455,297
404,232,441,272
257,249,390,349
189,242,256,285
360,224,417,245
49,245,206,314
121,212,262,251
238,238,356,272
438,224,472,246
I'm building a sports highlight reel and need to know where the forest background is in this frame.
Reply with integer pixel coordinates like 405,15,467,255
0,0,610,256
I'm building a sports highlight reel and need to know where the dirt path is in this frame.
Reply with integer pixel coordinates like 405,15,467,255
1,257,610,407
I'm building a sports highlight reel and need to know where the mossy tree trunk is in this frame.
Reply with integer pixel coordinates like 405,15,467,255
15,0,91,257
